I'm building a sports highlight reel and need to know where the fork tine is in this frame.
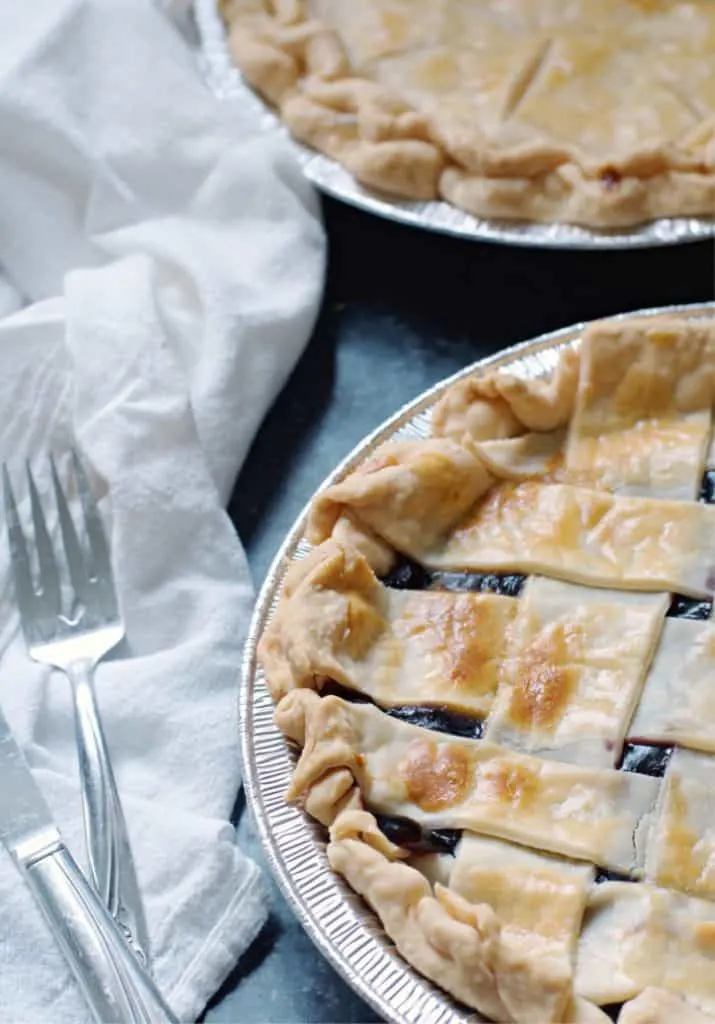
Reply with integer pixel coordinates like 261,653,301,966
25,463,61,617
50,455,94,611
2,465,39,628
71,450,118,618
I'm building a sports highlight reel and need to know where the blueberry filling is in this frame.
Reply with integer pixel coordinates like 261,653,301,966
619,743,672,777
427,570,527,597
595,868,631,884
320,682,484,738
667,594,712,619
380,557,431,590
320,680,373,704
386,705,483,739
375,814,461,855
700,469,715,504
380,556,526,597
601,1006,622,1023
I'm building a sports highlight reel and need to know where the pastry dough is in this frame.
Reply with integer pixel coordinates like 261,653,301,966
222,1,715,227
432,347,580,447
308,436,494,571
429,482,715,598
278,690,660,873
646,749,715,902
628,618,715,755
476,429,568,483
484,578,667,766
448,833,593,967
567,319,715,500
327,808,575,1023
449,841,612,1018
618,988,715,1024
575,881,715,1012
310,444,715,598
259,538,517,713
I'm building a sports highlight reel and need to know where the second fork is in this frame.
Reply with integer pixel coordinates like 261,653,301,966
3,453,150,969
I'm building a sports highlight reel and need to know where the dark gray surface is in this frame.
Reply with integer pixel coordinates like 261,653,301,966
207,198,714,1024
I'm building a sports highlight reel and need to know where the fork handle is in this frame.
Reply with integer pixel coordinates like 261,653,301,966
19,840,177,1023
68,659,150,967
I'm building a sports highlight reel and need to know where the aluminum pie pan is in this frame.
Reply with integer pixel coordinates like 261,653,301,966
240,301,715,1024
195,0,715,251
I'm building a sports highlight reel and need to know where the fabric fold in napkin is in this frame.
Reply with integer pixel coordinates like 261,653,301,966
0,0,325,1019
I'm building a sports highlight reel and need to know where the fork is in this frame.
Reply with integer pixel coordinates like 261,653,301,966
3,452,150,969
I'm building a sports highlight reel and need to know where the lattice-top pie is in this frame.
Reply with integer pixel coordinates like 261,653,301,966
220,1,715,227
259,314,715,1023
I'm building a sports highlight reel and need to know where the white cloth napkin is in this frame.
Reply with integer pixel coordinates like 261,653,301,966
0,0,325,1020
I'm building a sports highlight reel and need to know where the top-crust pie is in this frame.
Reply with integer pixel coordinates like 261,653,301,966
258,314,715,1023
220,1,715,227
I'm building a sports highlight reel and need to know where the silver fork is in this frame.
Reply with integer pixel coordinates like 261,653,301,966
3,452,150,969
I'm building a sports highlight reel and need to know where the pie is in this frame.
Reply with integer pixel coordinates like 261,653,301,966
220,1,715,228
258,313,715,1023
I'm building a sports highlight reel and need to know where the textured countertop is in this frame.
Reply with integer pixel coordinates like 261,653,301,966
207,198,714,1024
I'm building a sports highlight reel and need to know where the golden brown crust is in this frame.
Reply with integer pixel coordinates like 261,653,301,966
299,322,715,597
260,538,518,714
277,690,661,875
222,2,715,227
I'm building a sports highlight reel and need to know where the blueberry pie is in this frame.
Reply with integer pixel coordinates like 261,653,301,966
259,315,715,1023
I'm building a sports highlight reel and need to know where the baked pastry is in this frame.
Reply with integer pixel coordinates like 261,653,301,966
220,1,715,228
259,314,715,1023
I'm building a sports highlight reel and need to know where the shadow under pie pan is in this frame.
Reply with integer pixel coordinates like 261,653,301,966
240,301,715,1024
195,0,715,252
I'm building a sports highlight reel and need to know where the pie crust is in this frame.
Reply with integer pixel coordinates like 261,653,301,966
574,879,715,1012
220,1,715,228
259,315,715,1024
261,537,518,714
628,617,715,755
277,688,659,872
483,578,668,767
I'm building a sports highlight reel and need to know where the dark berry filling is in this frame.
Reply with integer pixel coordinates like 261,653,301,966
700,469,715,504
601,1006,622,1023
428,570,527,597
375,814,461,855
619,743,672,777
595,869,631,884
386,705,484,740
320,682,484,739
380,556,526,597
667,594,712,619
380,557,431,590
